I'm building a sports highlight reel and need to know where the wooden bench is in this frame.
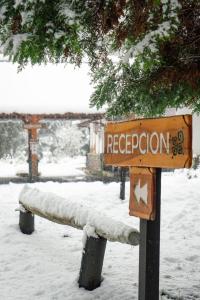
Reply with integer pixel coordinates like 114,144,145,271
18,185,140,291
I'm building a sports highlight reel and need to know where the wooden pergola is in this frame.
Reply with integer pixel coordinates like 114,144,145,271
0,112,104,181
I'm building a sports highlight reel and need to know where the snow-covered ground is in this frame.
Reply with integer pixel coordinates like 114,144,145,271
0,156,86,177
0,168,200,300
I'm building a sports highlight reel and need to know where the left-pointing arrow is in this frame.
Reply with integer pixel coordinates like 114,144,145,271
134,180,148,205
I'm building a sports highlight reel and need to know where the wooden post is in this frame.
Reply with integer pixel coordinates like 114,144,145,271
103,116,192,298
28,129,39,180
78,235,107,290
120,167,126,200
24,115,41,181
138,168,161,300
19,210,35,235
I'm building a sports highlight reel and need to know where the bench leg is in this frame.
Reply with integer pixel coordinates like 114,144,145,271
78,235,107,290
19,210,35,235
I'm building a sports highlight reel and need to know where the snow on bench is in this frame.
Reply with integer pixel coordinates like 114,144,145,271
18,185,139,291
19,185,139,246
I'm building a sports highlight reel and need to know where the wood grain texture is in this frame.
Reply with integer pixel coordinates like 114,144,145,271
104,115,192,169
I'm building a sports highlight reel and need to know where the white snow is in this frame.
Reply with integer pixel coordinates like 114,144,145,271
0,61,104,114
19,185,139,245
12,34,30,56
0,169,200,299
82,224,98,248
123,20,174,65
122,0,181,65
0,156,86,177
59,4,77,24
0,6,6,21
14,0,23,8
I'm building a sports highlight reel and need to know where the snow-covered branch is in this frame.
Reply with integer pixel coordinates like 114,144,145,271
122,0,182,65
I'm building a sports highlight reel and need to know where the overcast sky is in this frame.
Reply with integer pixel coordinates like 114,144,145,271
0,61,102,114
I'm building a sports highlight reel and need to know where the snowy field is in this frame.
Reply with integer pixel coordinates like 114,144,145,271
0,156,86,178
0,170,200,300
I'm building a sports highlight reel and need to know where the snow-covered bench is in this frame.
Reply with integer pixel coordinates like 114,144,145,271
18,185,139,291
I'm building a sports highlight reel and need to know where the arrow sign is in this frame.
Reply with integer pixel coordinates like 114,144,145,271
129,167,156,220
134,180,148,205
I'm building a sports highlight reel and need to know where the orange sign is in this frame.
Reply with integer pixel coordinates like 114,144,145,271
129,167,156,220
104,115,192,169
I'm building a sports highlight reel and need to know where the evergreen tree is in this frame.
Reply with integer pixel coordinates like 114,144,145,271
0,121,27,160
0,1,199,116
39,121,88,162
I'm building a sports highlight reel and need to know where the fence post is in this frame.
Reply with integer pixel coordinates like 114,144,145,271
78,235,107,290
120,167,127,200
138,168,161,300
19,210,35,235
